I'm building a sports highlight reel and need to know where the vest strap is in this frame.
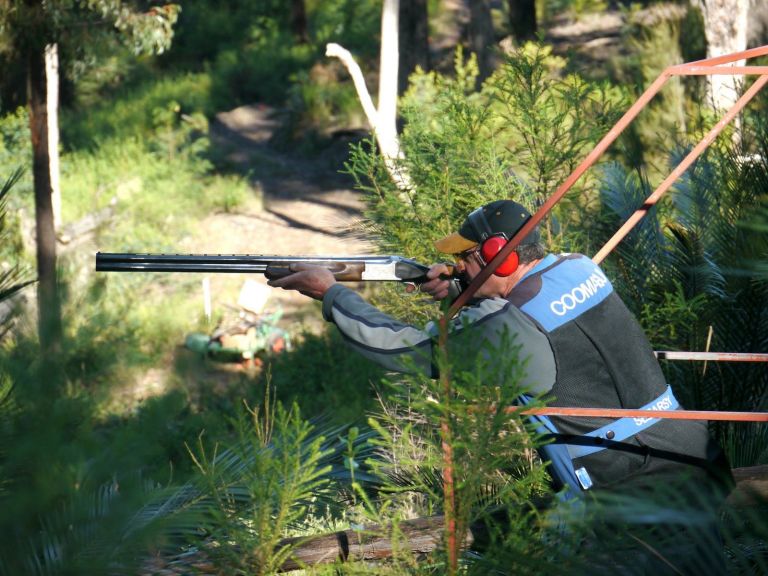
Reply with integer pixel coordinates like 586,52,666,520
562,386,679,460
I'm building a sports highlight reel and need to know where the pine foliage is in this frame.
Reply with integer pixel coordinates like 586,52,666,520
0,169,32,310
347,44,626,263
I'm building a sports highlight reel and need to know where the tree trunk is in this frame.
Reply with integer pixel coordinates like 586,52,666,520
142,515,473,574
700,0,750,111
729,465,768,506
278,515,461,572
290,0,308,44
45,43,61,230
326,0,412,192
378,0,400,149
28,45,62,354
507,0,536,43
468,0,495,86
398,0,430,94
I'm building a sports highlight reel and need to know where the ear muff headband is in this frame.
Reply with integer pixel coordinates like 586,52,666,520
467,207,494,241
467,207,519,277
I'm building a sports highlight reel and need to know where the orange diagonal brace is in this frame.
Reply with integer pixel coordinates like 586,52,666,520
593,72,768,264
515,407,768,422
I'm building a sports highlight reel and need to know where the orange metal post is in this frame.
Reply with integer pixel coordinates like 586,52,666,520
517,407,768,422
655,351,768,362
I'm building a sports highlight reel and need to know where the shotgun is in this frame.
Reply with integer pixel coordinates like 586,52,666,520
95,252,462,293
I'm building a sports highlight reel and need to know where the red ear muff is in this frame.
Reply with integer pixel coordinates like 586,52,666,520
480,235,519,277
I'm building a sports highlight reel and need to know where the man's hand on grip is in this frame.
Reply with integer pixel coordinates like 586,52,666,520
418,264,455,301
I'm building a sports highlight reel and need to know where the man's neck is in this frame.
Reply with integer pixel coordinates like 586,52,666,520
502,258,542,297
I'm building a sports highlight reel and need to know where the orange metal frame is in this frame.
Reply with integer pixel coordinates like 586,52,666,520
445,44,768,422
518,407,767,422
655,351,768,362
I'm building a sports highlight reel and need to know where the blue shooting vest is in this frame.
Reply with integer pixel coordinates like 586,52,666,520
521,387,679,500
510,255,681,500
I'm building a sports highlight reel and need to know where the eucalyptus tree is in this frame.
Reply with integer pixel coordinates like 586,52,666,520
398,0,429,95
0,0,179,355
691,0,751,111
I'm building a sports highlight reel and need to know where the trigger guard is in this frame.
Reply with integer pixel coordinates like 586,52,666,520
446,278,465,303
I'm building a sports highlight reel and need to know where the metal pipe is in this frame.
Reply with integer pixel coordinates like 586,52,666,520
655,351,768,362
671,65,768,76
516,407,768,422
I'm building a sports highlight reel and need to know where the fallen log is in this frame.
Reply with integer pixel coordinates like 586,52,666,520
143,515,468,575
146,466,768,574
277,466,768,571
728,464,768,506
277,514,465,572
57,199,117,247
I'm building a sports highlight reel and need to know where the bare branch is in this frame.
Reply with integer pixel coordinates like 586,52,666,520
325,1,413,194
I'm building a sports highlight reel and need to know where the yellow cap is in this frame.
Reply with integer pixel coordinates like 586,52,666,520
433,232,477,254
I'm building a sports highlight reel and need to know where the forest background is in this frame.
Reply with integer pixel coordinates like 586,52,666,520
1,0,768,574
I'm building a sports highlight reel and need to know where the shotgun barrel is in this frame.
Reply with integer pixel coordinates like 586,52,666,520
95,252,446,284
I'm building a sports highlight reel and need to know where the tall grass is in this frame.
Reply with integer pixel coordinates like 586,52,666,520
61,136,252,246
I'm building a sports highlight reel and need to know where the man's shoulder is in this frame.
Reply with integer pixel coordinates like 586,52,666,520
530,252,607,282
456,296,512,320
453,295,537,329
510,253,615,331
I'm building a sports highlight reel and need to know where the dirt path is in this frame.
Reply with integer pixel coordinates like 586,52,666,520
106,106,374,406
189,104,375,330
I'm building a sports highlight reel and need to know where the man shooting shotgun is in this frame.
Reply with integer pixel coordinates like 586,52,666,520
265,199,734,573
98,199,732,573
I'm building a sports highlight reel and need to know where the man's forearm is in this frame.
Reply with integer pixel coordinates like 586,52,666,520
323,285,435,376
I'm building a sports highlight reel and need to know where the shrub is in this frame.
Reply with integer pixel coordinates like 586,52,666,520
0,109,32,200
275,64,368,153
596,111,768,467
61,72,213,150
209,30,317,109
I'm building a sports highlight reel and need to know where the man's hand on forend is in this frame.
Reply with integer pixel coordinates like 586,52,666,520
267,265,337,300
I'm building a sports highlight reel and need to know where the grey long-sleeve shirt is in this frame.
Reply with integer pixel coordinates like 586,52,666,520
321,284,557,395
